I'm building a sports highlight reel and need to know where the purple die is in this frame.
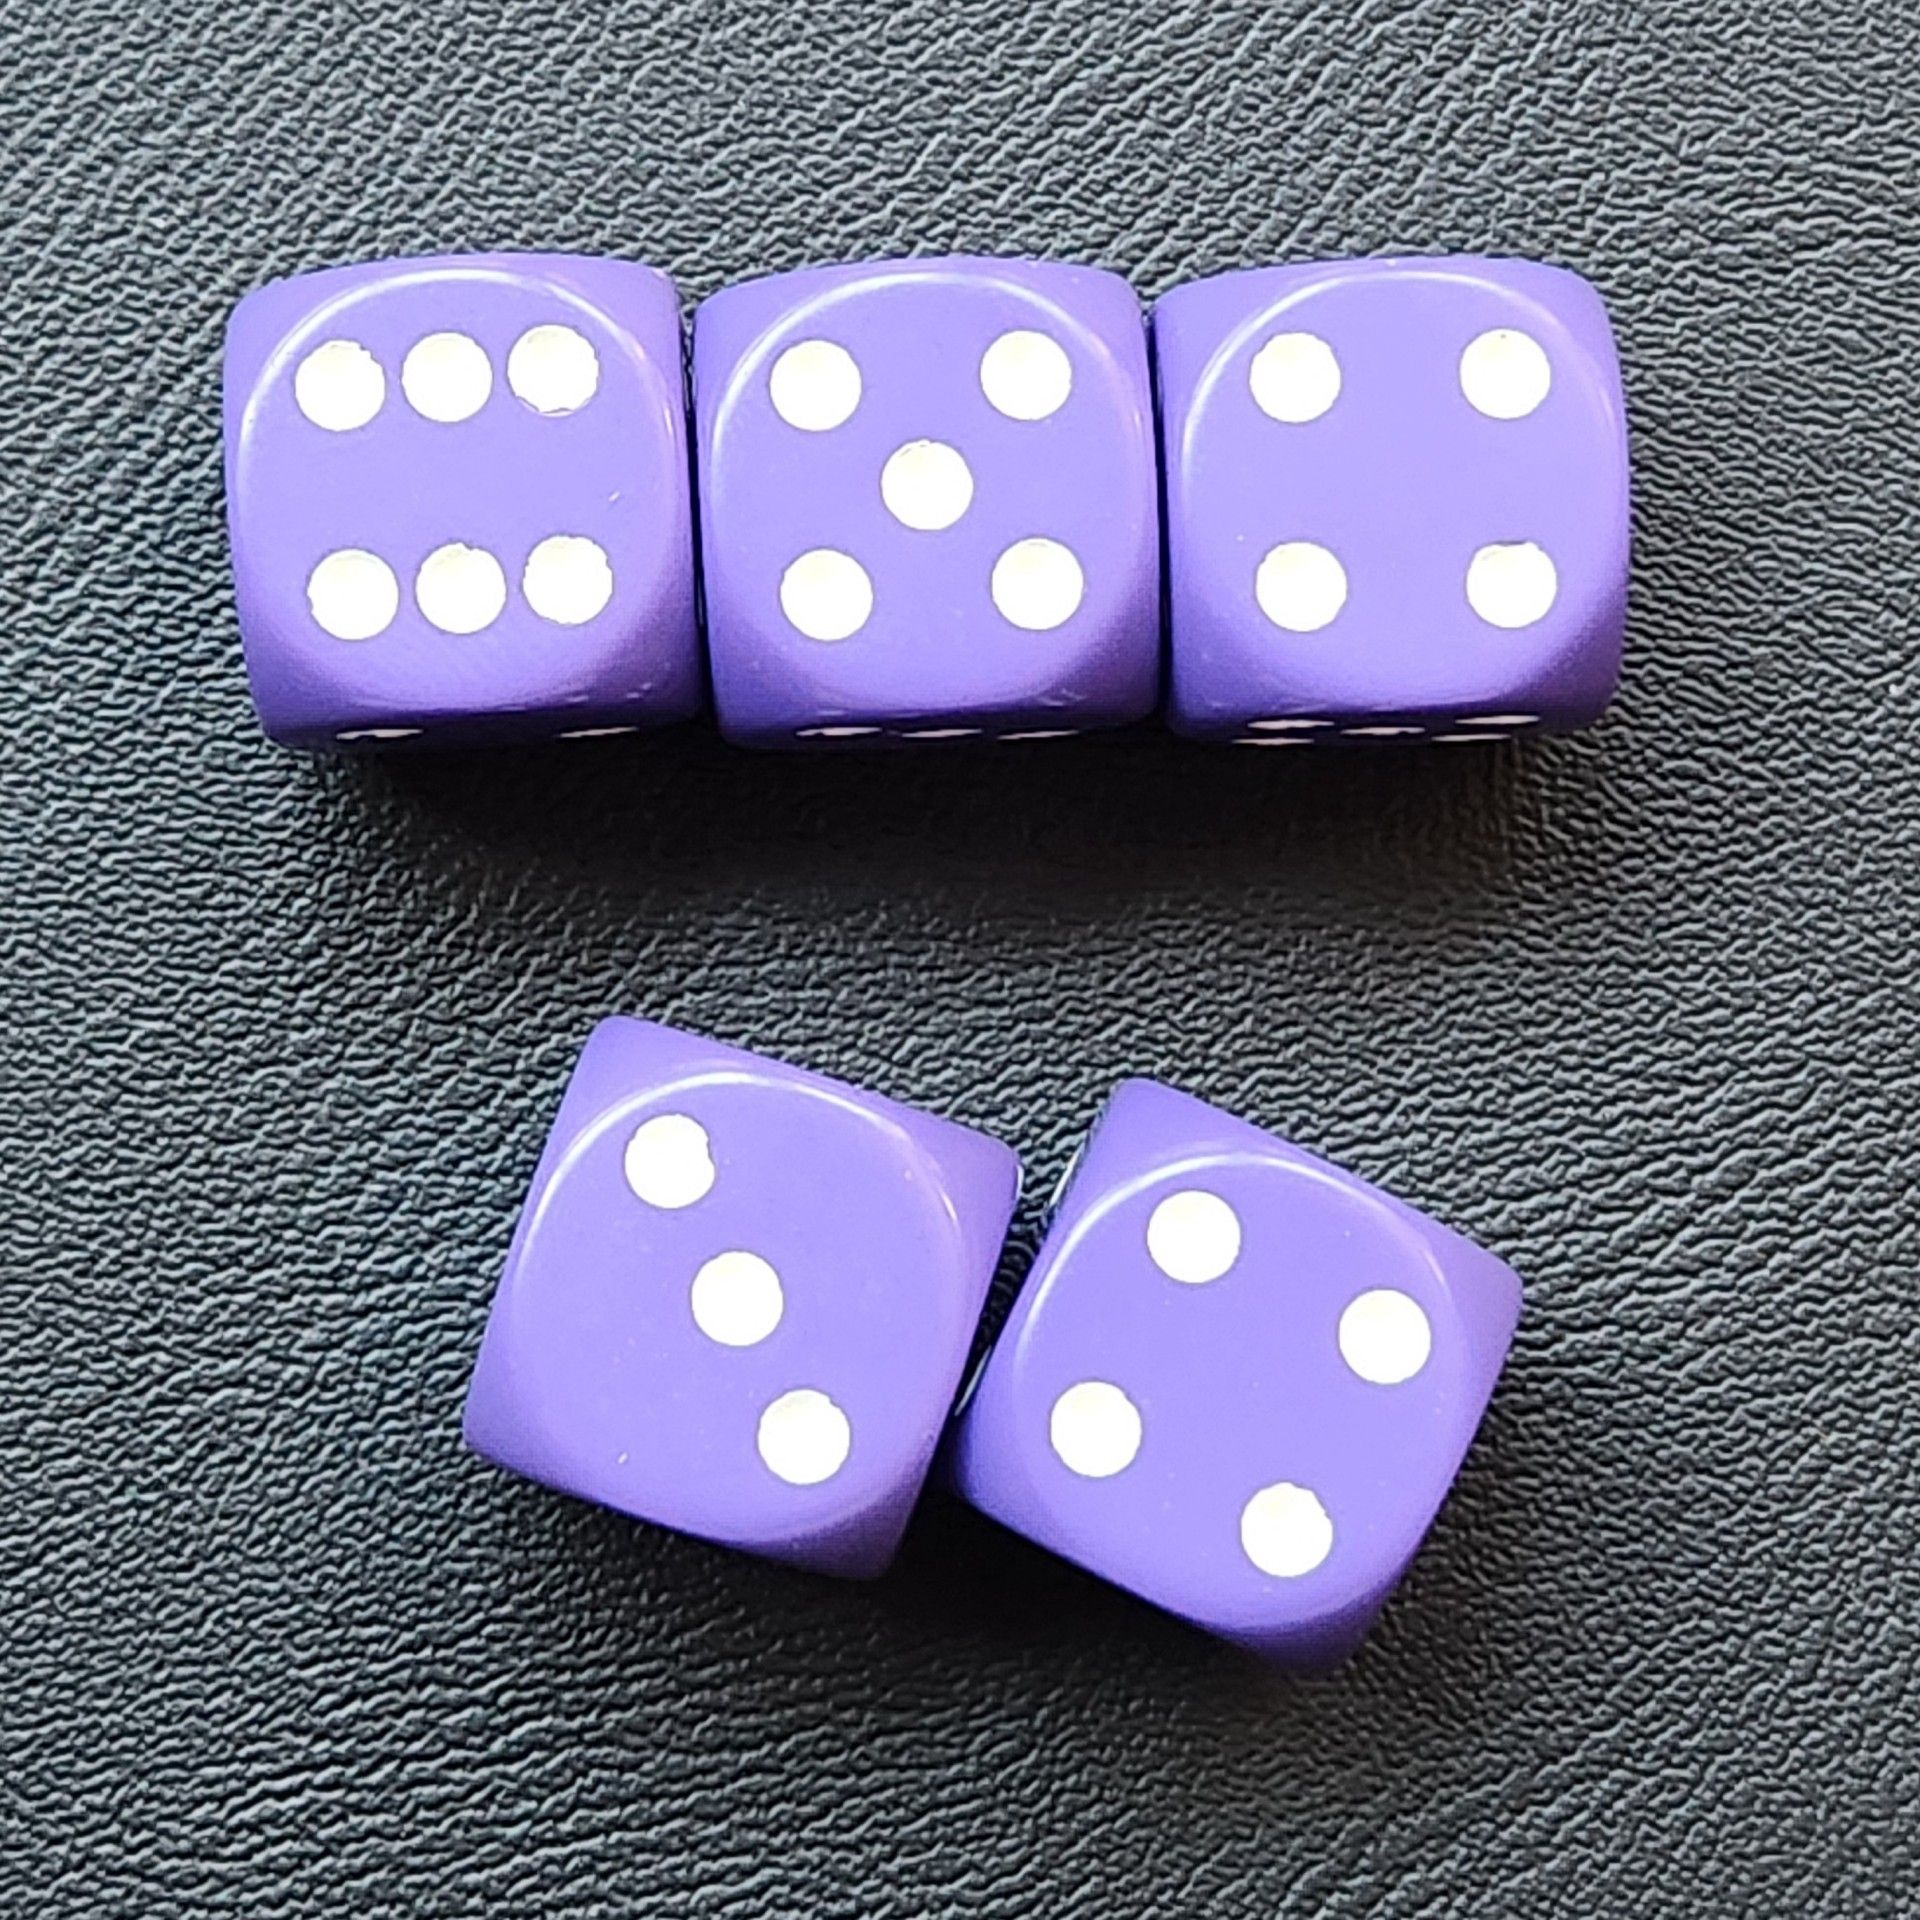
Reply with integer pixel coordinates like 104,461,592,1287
1154,256,1629,747
947,1080,1522,1663
691,256,1160,747
225,253,700,750
462,1017,1020,1578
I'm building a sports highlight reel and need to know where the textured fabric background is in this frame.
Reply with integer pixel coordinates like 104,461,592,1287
3,4,1916,1914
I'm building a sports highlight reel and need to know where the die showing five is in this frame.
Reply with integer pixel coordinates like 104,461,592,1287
224,251,1628,751
463,1023,1523,1664
692,257,1161,744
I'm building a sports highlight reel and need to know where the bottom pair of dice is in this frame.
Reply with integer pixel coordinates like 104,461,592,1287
463,1017,1522,1664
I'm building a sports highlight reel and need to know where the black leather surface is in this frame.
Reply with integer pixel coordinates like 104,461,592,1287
4,3,1916,1913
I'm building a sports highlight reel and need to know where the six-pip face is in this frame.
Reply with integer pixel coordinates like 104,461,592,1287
225,252,700,749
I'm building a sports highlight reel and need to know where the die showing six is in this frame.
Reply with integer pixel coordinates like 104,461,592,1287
224,253,700,749
222,249,1628,751
463,1023,1524,1663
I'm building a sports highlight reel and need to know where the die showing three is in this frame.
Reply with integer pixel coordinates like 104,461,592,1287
463,1022,1523,1664
224,251,1628,750
462,1017,1021,1578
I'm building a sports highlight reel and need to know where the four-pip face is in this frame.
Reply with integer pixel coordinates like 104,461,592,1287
946,1079,1523,1664
224,253,700,748
1154,257,1628,746
462,1018,1021,1579
692,257,1162,745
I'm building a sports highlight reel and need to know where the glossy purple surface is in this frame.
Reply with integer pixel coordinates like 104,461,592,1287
463,1018,1020,1578
1154,256,1628,743
946,1080,1521,1663
225,253,700,749
692,256,1160,746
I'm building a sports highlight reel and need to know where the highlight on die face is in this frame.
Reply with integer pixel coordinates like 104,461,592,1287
222,248,1628,755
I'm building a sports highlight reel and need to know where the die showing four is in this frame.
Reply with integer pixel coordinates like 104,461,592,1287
692,257,1161,745
224,253,700,748
1154,256,1629,746
945,1079,1523,1665
461,1017,1021,1579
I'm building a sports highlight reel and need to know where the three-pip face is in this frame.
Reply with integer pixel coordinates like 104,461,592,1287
462,1018,1021,1579
693,257,1162,746
1154,257,1629,746
225,253,700,748
946,1079,1523,1664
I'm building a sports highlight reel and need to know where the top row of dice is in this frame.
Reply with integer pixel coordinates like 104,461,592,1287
225,252,1629,750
